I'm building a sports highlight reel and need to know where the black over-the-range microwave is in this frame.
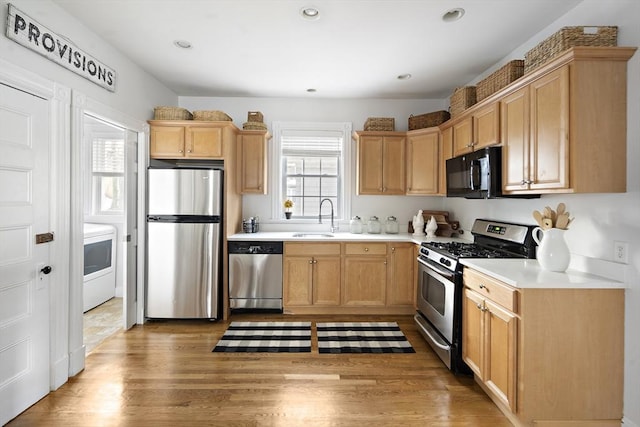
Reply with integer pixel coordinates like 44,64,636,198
445,146,538,199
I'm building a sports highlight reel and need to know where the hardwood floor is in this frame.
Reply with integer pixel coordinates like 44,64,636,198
8,314,511,426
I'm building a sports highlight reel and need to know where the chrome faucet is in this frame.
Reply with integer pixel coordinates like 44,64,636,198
319,198,336,233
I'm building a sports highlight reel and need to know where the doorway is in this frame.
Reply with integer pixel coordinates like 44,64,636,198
68,96,146,373
82,115,126,353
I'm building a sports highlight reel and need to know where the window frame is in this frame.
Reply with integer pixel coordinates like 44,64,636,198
271,121,352,222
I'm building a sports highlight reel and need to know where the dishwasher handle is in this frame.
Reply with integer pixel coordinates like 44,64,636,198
228,241,283,255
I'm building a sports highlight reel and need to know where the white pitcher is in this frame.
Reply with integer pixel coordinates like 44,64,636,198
532,227,570,272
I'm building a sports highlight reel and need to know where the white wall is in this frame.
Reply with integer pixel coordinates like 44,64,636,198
184,1,640,424
0,0,177,120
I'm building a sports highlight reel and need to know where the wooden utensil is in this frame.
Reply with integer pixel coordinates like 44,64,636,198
541,218,553,230
555,213,570,229
532,210,544,227
556,202,566,216
543,206,553,221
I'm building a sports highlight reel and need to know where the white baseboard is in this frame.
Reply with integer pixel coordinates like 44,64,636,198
50,355,69,390
68,344,86,377
624,417,639,427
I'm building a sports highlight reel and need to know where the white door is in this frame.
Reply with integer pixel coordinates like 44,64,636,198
0,83,51,424
124,128,138,329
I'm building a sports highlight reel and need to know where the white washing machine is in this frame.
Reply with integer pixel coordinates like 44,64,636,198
83,223,117,312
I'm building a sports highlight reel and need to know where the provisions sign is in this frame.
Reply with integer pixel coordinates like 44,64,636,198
6,4,116,92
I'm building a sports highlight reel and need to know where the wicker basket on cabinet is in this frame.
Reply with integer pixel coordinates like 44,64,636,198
153,106,192,120
525,26,618,73
449,87,476,117
476,60,525,101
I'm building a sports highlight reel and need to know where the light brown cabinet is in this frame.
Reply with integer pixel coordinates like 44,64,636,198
447,102,499,157
283,243,341,307
499,47,635,194
283,241,414,314
237,130,271,194
501,67,569,193
343,243,387,306
386,243,415,306
149,121,227,159
406,128,439,195
354,132,406,195
462,282,517,412
462,266,624,426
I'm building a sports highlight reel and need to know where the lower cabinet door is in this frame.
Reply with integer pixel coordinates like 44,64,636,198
484,299,518,412
462,288,485,379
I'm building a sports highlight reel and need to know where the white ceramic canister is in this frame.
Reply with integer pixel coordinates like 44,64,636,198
532,227,570,272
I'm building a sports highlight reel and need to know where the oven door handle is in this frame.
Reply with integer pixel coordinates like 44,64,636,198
415,316,451,351
417,257,455,280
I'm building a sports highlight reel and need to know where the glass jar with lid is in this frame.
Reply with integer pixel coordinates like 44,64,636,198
367,216,381,234
385,216,399,234
349,216,363,234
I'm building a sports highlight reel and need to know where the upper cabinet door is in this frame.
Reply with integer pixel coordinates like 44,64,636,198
407,129,439,195
528,66,569,191
238,132,269,194
150,125,186,158
501,86,530,192
452,117,473,157
473,102,499,151
357,135,384,194
381,135,406,194
186,126,223,158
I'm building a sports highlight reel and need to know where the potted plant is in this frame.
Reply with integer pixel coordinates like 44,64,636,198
283,199,294,219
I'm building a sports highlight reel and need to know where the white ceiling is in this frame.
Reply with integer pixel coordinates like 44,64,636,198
51,0,582,99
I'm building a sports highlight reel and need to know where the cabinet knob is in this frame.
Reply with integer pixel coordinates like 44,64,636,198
391,247,395,252
178,150,183,153
479,284,486,289
383,261,387,265
187,150,192,153
383,187,387,192
364,248,369,252
309,259,313,264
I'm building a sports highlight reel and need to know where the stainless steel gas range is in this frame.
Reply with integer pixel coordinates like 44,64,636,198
414,218,537,374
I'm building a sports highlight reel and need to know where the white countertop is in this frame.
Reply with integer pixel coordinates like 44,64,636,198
228,231,466,245
460,258,625,289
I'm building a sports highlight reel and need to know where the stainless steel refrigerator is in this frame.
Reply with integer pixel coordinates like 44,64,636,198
145,167,222,319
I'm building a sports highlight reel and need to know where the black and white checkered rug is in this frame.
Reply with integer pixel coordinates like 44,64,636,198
316,322,415,354
212,321,311,353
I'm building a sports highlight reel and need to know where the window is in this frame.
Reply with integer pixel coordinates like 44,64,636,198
84,115,126,215
92,137,125,214
272,122,352,220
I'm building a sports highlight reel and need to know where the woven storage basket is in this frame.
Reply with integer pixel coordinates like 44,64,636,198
476,60,525,101
153,106,192,120
449,87,477,117
243,121,268,130
408,111,451,130
525,26,618,73
192,110,233,121
364,117,395,131
247,111,264,122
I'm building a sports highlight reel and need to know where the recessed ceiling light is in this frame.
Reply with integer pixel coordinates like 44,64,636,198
301,6,320,20
306,88,317,93
397,74,412,80
442,8,465,22
173,40,192,49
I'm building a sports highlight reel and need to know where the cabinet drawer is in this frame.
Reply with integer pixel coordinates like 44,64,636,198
284,242,341,256
344,242,387,256
463,268,518,312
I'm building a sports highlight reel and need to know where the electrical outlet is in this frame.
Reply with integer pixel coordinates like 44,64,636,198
614,241,628,264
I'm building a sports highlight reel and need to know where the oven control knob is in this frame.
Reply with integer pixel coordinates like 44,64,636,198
440,257,450,266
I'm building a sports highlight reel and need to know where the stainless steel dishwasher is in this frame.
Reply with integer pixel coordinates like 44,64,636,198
228,241,283,312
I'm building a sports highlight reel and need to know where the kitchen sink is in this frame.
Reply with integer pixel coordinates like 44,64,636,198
291,233,334,238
